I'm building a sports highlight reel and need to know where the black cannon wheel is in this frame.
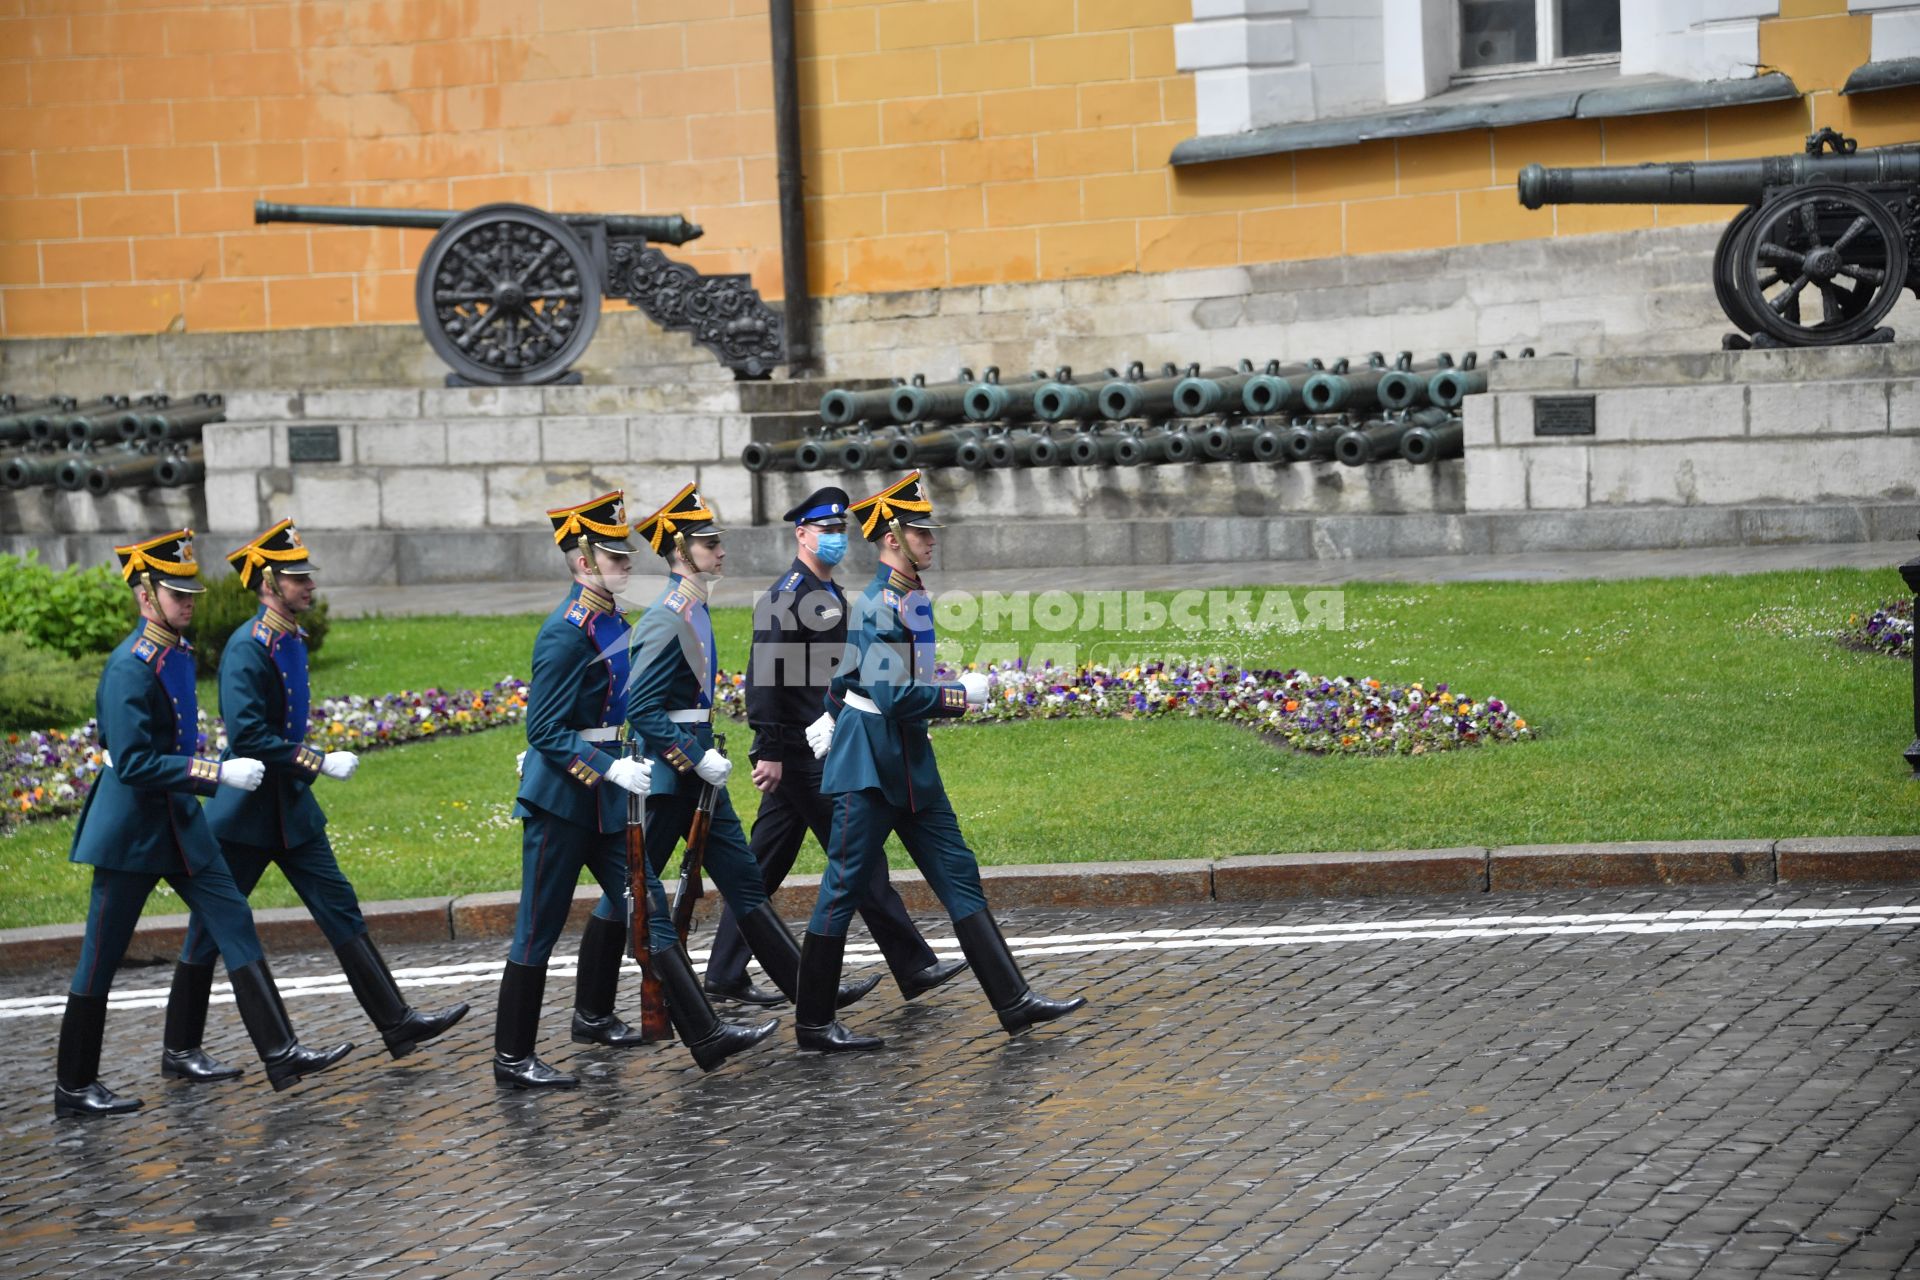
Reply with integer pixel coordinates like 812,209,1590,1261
415,203,601,386
1712,204,1765,336
1735,185,1908,346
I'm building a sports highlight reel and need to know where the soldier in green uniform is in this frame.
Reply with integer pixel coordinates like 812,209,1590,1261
495,491,774,1085
160,520,469,1083
794,474,1087,1051
54,530,353,1118
625,483,877,1025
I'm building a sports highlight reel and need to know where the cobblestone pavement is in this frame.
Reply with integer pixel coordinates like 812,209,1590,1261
2,885,1918,1279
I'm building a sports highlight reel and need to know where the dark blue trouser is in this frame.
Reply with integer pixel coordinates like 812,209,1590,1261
706,758,934,988
586,784,770,942
511,807,675,964
809,790,988,938
71,865,265,998
180,834,369,965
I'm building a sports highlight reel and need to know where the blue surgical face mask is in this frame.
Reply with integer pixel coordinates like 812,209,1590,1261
814,532,848,566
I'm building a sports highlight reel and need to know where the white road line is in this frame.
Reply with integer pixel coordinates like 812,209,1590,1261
1,904,1913,1019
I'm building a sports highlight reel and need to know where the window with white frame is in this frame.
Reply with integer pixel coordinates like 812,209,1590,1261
1457,0,1622,76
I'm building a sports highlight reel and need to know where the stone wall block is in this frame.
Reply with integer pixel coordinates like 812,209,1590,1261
357,421,448,467
1747,380,1890,437
303,389,422,420
379,468,485,529
540,416,630,464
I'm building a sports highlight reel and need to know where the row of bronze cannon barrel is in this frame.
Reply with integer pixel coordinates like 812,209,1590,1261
1,393,220,495
807,349,1530,432
743,408,1464,473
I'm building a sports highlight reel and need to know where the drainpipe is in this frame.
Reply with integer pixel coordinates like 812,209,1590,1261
769,0,814,375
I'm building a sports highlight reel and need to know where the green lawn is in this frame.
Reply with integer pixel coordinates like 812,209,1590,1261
2,567,1913,929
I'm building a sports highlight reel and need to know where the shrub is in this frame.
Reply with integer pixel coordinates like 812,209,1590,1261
0,632,101,731
0,552,136,658
188,573,332,676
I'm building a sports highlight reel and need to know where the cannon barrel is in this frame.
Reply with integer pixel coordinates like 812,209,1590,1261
74,447,166,495
819,384,900,427
834,430,902,471
1031,369,1115,423
1136,427,1196,465
890,370,978,425
1229,422,1285,463
254,200,704,246
1402,414,1464,465
741,435,834,473
1241,360,1328,415
1281,419,1346,463
1066,427,1143,467
1516,146,1920,210
1172,361,1299,417
964,369,1055,422
31,396,124,443
1004,428,1062,467
885,425,981,469
2,449,63,490
1334,415,1421,467
155,448,205,487
0,398,65,445
139,397,225,442
64,406,144,445
1428,349,1531,409
1302,359,1427,414
1377,355,1457,411
1100,365,1235,421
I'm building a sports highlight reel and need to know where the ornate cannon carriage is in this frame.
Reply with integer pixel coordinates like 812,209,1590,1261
1518,130,1920,348
255,200,786,384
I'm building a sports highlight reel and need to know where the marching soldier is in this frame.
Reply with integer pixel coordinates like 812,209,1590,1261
161,520,470,1083
493,492,680,1088
53,530,352,1118
703,485,966,1006
794,474,1087,1051
624,483,873,1050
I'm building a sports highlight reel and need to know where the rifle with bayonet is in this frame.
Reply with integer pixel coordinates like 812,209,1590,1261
624,738,672,1043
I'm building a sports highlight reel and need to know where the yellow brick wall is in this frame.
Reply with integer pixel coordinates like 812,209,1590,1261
0,0,781,339
2,0,1915,339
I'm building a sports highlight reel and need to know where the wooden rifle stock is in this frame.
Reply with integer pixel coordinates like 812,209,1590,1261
625,738,671,1042
671,732,722,941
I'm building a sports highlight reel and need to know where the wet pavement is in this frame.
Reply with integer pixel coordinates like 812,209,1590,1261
3,885,1918,1279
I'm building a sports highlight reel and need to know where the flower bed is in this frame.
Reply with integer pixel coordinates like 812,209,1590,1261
4,679,528,828
10,659,1529,829
1838,598,1913,659
715,659,1530,757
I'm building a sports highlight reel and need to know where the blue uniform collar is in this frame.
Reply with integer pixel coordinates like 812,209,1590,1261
253,603,303,637
667,571,709,604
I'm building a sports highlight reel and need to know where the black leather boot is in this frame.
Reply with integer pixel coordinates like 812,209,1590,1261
703,974,786,1006
335,933,470,1059
54,992,143,1119
493,960,577,1089
735,903,880,1010
898,956,970,1001
228,959,355,1091
952,909,1086,1036
652,945,777,1072
570,914,650,1047
160,959,243,1082
793,932,883,1052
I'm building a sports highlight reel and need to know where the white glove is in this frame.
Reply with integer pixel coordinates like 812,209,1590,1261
219,758,266,792
605,756,651,797
694,748,732,788
805,713,835,761
320,751,359,781
100,749,112,769
515,750,527,778
959,672,990,709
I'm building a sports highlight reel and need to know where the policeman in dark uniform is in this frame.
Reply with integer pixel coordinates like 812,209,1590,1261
54,529,352,1118
161,519,469,1083
793,474,1087,1051
626,483,873,1030
494,491,707,1088
702,485,966,1007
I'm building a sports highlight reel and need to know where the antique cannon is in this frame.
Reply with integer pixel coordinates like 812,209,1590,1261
886,425,984,469
65,446,170,495
1135,426,1197,464
1001,428,1063,466
156,448,205,487
1100,362,1237,422
1427,350,1534,409
741,433,834,473
1066,427,1144,467
1241,359,1331,415
1334,413,1432,466
1032,369,1116,423
63,402,147,445
1173,360,1305,417
964,369,1057,422
30,396,125,444
1281,419,1346,463
133,394,225,443
890,370,978,425
2,449,62,490
1402,414,1464,465
256,199,785,384
1300,353,1417,415
1199,421,1284,463
820,384,903,427
1376,356,1458,412
1517,129,1920,347
0,397,68,445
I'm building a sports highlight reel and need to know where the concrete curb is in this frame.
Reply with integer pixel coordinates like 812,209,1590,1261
4,836,1915,976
